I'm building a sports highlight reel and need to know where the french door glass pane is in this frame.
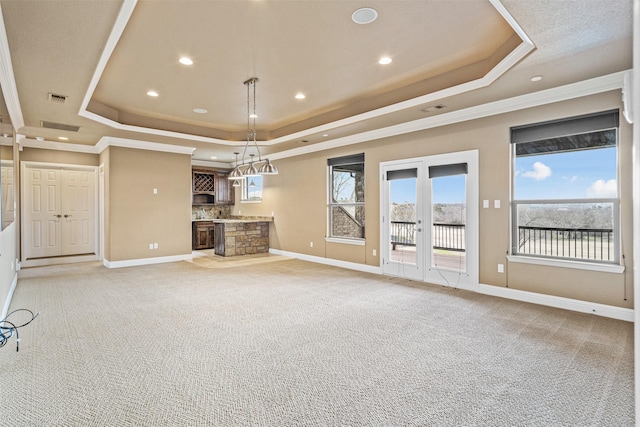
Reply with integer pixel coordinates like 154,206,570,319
389,177,417,264
431,174,466,272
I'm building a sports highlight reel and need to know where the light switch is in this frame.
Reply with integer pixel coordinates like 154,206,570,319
483,200,489,208
494,200,500,209
153,188,158,194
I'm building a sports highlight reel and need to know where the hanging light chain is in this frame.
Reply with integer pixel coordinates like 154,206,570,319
231,77,278,178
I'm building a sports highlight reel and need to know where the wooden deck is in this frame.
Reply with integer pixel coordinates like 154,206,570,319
391,245,466,271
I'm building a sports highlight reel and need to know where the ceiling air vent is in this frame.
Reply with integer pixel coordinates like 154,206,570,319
40,120,80,132
48,92,68,103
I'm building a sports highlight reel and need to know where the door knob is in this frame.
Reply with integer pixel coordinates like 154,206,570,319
64,214,72,218
53,214,62,218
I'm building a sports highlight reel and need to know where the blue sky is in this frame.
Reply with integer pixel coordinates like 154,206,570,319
390,175,465,204
389,147,617,205
515,147,617,200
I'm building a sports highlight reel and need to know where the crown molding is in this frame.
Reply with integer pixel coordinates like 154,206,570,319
191,159,233,169
18,138,98,153
269,71,627,161
76,0,535,148
78,0,137,117
95,136,195,155
18,135,195,156
0,3,24,129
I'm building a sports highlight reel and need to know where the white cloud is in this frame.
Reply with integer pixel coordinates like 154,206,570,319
522,162,552,181
587,179,617,197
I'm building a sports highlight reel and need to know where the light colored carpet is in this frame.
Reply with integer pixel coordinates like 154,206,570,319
189,251,293,269
1,259,633,426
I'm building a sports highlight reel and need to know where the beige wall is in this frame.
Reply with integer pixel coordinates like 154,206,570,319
0,221,17,315
105,146,192,262
19,147,99,166
0,145,11,160
237,90,633,309
0,143,17,316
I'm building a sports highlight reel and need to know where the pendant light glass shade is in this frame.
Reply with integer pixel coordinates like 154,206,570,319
232,179,241,187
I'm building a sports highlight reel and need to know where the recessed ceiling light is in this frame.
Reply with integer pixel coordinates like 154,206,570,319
147,90,159,97
530,75,543,82
210,156,217,160
58,136,69,141
322,133,329,137
35,136,45,141
193,108,207,114
295,93,306,100
249,113,258,119
379,56,392,65
352,7,378,25
179,57,193,65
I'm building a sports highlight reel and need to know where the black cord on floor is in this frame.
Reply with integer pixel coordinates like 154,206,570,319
0,309,39,352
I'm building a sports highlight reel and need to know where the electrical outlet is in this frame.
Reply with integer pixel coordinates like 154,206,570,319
153,188,158,194
153,243,158,249
149,243,154,250
373,249,377,256
498,264,504,273
310,241,314,248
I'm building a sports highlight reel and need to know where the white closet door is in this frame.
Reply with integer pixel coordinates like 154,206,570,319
24,167,62,259
22,164,97,262
61,169,95,256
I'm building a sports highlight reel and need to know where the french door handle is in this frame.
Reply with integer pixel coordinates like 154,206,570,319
64,214,72,218
53,214,62,219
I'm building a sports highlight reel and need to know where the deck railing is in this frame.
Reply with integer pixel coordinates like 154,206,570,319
390,222,615,262
390,222,465,252
517,226,614,261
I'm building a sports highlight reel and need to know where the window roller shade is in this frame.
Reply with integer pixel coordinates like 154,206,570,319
511,110,619,157
429,163,468,178
328,154,364,166
386,168,417,180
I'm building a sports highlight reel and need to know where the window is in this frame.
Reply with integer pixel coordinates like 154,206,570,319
241,175,262,202
511,110,619,264
328,154,365,240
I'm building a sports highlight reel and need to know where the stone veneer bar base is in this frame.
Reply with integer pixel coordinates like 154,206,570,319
216,222,270,257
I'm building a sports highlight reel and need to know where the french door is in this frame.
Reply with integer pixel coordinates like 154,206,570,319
22,162,98,264
381,150,478,290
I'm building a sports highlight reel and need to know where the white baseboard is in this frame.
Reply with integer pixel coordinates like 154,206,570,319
2,272,18,320
269,248,632,322
478,283,633,322
21,254,99,268
269,248,382,275
103,253,193,269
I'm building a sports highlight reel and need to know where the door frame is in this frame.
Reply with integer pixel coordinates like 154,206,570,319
379,150,479,290
381,159,425,280
20,161,99,267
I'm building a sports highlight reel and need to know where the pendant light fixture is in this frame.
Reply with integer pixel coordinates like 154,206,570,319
228,77,278,179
